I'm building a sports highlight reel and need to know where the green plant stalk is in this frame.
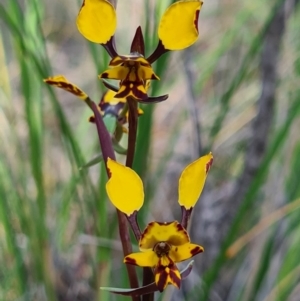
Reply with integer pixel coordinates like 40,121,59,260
0,165,28,300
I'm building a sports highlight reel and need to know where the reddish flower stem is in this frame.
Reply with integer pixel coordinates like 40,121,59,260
126,97,138,168
127,212,142,241
125,97,154,301
181,207,193,229
87,98,140,301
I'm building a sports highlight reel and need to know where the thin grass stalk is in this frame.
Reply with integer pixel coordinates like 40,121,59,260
208,0,287,147
200,89,300,300
0,167,28,300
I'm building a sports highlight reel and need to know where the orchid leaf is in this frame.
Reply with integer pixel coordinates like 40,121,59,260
79,154,103,170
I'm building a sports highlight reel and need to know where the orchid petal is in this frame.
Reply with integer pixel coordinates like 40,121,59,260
124,250,158,267
76,0,117,44
139,221,189,251
106,158,144,215
178,152,213,210
158,0,202,50
44,75,88,100
169,243,203,262
155,262,181,291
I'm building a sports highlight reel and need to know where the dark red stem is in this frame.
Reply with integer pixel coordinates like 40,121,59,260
88,98,140,301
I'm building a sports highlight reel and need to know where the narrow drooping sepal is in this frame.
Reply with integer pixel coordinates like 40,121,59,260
76,0,117,44
178,152,213,210
139,94,169,104
106,158,144,215
100,261,194,296
158,0,202,50
44,75,88,100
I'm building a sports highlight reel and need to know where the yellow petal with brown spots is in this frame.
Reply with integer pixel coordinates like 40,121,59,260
158,0,202,50
178,152,213,210
44,75,88,100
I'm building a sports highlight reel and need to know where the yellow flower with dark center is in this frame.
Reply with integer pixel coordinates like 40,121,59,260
76,0,203,101
99,54,159,101
105,153,213,291
124,221,203,291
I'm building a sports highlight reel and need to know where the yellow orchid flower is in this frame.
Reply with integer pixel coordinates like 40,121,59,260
124,221,203,291
105,153,213,291
99,54,160,101
76,0,203,101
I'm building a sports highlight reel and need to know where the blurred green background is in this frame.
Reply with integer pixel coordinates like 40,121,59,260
1,0,300,300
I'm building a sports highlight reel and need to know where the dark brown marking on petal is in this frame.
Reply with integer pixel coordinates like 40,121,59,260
115,82,147,100
190,246,203,256
155,261,181,291
88,116,95,123
45,80,85,98
176,223,184,232
124,257,137,265
205,157,213,174
80,0,85,9
115,90,128,99
100,72,109,79
155,265,168,292
194,9,200,33
109,56,123,66
133,85,147,100
101,80,119,92
142,227,149,236
168,265,181,289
